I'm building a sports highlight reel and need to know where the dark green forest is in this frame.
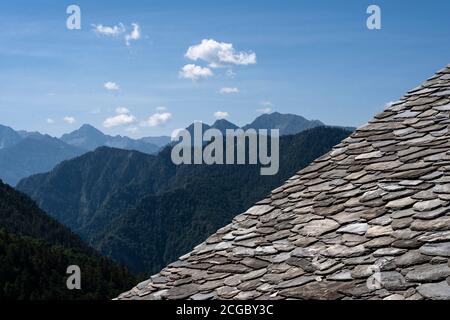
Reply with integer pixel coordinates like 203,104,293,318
0,181,138,300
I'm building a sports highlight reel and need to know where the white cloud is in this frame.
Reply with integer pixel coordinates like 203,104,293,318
125,23,141,46
104,81,120,91
115,107,130,114
214,111,229,119
185,39,256,68
126,126,139,134
92,23,125,36
220,87,239,94
156,106,167,112
63,116,76,124
260,101,273,107
226,69,236,78
141,112,173,127
179,64,213,81
103,114,136,128
103,107,136,128
257,108,272,114
92,23,141,46
46,118,55,124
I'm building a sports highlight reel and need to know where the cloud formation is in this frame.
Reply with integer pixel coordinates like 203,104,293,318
214,111,229,119
257,108,272,114
179,64,213,81
46,118,55,124
115,107,130,114
104,81,120,91
185,39,256,68
63,116,76,124
220,87,239,94
92,23,141,46
103,107,136,128
92,24,125,36
125,23,141,46
257,101,273,114
141,112,173,127
156,106,167,112
260,101,273,107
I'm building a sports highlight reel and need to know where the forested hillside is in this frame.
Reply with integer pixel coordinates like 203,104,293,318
18,127,352,273
0,181,138,300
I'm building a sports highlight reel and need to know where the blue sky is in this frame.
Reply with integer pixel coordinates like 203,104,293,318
0,0,449,138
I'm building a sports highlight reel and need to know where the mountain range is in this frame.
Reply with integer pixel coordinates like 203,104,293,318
0,133,85,186
0,113,345,186
18,126,353,273
0,124,169,186
60,124,167,153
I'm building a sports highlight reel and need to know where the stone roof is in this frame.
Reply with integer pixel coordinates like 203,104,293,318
118,65,450,300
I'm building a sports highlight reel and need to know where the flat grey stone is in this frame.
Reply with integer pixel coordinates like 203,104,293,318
167,284,200,299
337,223,368,235
391,217,413,230
386,197,416,209
383,294,405,300
380,271,412,291
216,286,240,299
233,247,255,257
417,281,450,300
275,275,317,289
355,151,383,160
413,199,444,212
366,225,393,238
190,292,215,300
298,219,340,237
433,184,450,194
373,247,407,257
255,246,278,255
245,205,275,216
392,239,421,249
360,189,386,202
365,237,395,249
210,264,250,274
418,231,450,243
396,251,431,267
242,268,267,281
327,271,353,281
322,245,366,258
419,242,450,257
413,207,449,220
406,264,450,282
411,217,450,231
369,215,392,226
351,265,373,279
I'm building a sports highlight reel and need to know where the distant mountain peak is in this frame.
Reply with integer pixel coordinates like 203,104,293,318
0,124,22,150
60,124,161,154
76,124,105,135
243,112,324,136
211,119,239,131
